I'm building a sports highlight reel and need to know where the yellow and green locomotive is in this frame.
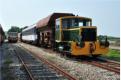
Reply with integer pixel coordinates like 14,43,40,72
22,13,109,56
54,16,109,56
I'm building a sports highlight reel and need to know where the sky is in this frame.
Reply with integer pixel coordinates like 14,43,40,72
0,0,120,37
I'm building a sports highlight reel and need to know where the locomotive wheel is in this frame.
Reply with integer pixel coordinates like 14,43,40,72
66,53,72,58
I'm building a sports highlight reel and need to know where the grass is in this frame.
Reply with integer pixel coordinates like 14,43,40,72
4,59,13,65
2,58,15,80
102,49,120,61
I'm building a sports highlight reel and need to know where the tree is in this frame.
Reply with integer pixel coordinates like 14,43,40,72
7,26,21,33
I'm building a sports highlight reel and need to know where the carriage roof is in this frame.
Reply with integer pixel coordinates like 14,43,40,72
36,13,74,28
22,24,36,32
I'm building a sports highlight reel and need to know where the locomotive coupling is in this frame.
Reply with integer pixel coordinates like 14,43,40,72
89,42,96,53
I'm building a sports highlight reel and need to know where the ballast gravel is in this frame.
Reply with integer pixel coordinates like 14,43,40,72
18,43,120,80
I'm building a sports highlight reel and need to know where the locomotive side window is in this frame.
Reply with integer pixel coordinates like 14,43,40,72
62,18,91,29
56,19,60,30
62,19,68,28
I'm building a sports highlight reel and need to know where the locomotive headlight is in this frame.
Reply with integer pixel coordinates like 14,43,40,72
58,46,64,52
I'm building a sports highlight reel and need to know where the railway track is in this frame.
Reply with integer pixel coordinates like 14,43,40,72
81,58,120,74
42,48,120,74
37,46,120,74
13,45,77,80
19,43,120,75
44,48,120,74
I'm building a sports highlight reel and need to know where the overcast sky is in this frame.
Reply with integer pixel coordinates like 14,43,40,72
0,0,120,37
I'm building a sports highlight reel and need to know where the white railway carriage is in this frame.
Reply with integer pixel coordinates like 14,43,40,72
21,24,37,44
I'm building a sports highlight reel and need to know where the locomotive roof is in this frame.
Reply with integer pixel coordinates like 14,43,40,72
36,13,74,28
60,16,92,21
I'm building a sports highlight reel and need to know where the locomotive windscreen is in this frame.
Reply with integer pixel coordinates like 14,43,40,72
81,28,96,41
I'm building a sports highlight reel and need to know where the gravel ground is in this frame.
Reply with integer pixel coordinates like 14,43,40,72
0,43,30,80
0,43,15,80
18,43,120,80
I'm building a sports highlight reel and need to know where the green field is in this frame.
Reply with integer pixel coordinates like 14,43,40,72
102,49,120,61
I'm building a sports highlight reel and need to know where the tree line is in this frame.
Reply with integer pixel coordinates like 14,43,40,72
7,26,28,33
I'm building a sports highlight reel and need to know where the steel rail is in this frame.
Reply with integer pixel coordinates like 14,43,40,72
95,58,120,74
93,61,119,74
82,60,120,74
20,43,120,76
21,45,78,80
14,50,35,80
97,57,120,64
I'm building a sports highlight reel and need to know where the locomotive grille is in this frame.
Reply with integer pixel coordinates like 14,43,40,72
81,28,96,41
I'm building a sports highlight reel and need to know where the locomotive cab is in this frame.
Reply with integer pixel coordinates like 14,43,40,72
55,16,109,56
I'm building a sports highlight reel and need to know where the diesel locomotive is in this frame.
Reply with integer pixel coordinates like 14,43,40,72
21,13,109,56
0,24,4,46
8,32,18,42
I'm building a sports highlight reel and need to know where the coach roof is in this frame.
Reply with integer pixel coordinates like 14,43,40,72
36,13,74,28
22,24,36,32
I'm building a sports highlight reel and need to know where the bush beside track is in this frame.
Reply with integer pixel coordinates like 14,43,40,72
101,49,120,62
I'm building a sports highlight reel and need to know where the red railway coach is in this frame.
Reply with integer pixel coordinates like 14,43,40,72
36,13,74,47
